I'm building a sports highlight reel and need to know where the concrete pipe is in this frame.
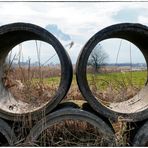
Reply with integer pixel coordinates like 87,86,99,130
0,23,73,121
0,118,16,146
133,120,148,146
25,107,116,146
76,23,148,122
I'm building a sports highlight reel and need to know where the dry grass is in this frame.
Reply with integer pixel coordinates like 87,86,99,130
89,75,140,103
2,44,146,146
2,64,143,146
37,120,111,146
2,65,60,108
87,69,146,104
1,39,145,146
14,119,113,147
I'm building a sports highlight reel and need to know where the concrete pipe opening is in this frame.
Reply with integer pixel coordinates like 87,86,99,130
25,108,116,146
76,23,148,122
0,23,73,121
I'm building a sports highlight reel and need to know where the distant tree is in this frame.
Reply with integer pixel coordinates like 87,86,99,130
88,44,108,73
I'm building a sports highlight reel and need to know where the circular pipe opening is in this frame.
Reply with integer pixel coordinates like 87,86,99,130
26,108,115,146
2,40,61,114
76,23,148,122
0,23,73,121
87,38,147,113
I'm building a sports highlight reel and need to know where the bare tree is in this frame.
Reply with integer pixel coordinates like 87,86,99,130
88,44,108,73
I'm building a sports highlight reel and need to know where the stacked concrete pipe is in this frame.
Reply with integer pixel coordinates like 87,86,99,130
0,22,116,146
0,22,147,146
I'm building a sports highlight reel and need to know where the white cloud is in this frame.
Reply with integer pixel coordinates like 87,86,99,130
0,2,147,64
138,16,148,25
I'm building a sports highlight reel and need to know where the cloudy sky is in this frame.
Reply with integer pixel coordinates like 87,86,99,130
0,2,148,64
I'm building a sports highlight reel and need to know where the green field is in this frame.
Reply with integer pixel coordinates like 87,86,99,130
33,76,61,85
33,71,147,91
86,70,147,103
87,71,147,91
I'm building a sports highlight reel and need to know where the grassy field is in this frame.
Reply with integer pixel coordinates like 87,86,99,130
3,66,147,106
87,71,147,103
3,66,148,146
18,70,147,104
27,70,147,104
32,70,147,88
87,71,147,90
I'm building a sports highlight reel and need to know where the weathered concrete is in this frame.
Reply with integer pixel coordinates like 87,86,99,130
0,23,73,121
76,23,148,122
